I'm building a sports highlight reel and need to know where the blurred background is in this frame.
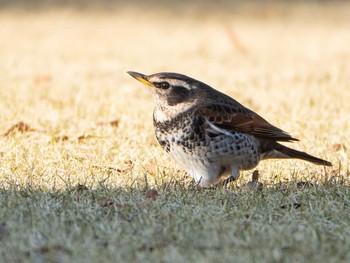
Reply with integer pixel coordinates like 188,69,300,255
0,0,349,147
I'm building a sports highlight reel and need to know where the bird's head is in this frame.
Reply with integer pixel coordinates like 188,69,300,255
128,71,211,120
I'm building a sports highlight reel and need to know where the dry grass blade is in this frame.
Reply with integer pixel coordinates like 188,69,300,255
3,122,37,136
97,198,125,208
296,181,315,188
223,23,248,54
92,164,130,174
0,2,349,262
96,119,119,127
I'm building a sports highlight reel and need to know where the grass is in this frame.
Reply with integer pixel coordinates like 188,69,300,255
0,1,350,262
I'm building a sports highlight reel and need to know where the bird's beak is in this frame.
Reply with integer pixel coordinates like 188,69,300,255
127,71,153,87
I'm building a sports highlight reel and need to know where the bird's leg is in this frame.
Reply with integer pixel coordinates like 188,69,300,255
222,166,240,185
191,177,203,190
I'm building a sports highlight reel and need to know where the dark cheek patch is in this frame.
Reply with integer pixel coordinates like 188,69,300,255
167,87,190,106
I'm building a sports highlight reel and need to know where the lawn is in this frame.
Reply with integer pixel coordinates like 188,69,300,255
0,1,349,262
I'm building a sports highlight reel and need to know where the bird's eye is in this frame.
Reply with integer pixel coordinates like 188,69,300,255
154,81,170,89
160,82,170,89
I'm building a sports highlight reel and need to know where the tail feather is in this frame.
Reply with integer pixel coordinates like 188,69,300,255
274,143,332,166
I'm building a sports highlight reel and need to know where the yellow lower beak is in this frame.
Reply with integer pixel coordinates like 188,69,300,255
127,71,153,87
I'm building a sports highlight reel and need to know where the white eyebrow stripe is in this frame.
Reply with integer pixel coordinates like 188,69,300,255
149,77,194,91
171,80,192,90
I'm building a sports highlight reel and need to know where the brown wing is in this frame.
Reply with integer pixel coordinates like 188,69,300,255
199,104,298,142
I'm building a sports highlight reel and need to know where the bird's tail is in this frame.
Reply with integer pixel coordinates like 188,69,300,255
273,143,332,166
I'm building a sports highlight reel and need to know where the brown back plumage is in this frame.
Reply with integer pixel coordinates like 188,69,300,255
199,102,298,142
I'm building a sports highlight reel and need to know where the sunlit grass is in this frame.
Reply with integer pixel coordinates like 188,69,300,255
0,2,349,262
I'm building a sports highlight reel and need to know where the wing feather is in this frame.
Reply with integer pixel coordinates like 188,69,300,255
199,104,298,142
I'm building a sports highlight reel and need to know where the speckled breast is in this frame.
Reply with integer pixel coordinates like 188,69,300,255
153,111,207,154
153,110,261,171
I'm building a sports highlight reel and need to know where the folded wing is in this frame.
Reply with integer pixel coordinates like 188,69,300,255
199,104,298,142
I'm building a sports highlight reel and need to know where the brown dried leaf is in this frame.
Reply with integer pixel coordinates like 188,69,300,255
33,245,71,263
145,158,158,176
252,170,259,182
53,135,69,142
332,143,346,152
97,198,115,207
35,245,72,258
77,134,96,142
36,245,71,254
96,119,119,127
146,189,159,200
138,242,168,252
76,184,89,192
97,198,125,208
331,169,340,176
3,122,36,136
124,160,133,166
120,160,134,172
74,184,89,201
136,189,159,208
136,189,158,208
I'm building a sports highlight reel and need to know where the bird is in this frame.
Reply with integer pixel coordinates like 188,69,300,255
127,71,332,187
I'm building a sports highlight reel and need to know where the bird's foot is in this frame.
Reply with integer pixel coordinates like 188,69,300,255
222,175,237,186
